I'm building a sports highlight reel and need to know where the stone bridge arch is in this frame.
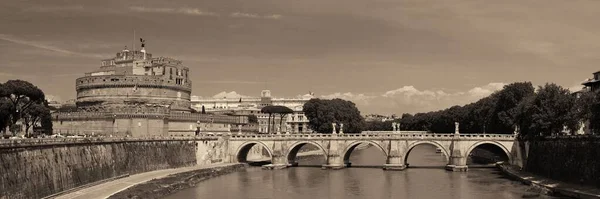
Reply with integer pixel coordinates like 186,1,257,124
404,140,450,165
235,141,273,163
286,141,328,165
342,140,389,166
465,140,512,163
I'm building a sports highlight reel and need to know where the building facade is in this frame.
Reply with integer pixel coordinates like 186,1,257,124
571,71,600,135
52,44,247,137
191,90,314,133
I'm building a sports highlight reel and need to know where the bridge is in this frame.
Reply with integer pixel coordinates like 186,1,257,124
227,132,517,171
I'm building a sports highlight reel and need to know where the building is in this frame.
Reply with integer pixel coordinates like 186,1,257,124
52,43,247,137
582,71,600,92
571,71,600,135
191,90,314,133
365,114,398,122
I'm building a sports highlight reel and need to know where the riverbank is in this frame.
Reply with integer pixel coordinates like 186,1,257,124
108,164,246,199
53,163,238,199
498,164,600,199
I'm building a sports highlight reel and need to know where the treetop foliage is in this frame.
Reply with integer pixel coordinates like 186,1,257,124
0,80,52,136
303,98,364,133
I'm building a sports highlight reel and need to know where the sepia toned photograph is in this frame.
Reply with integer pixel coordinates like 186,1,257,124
1,0,599,198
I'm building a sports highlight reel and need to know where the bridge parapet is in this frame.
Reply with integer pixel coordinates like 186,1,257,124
228,133,515,141
0,135,221,148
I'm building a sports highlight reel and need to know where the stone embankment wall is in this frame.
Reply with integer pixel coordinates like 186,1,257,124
0,137,225,199
521,136,600,188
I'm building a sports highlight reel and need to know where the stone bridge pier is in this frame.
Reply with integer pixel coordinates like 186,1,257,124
225,132,516,172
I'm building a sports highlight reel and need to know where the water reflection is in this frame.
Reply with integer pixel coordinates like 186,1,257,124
166,145,557,199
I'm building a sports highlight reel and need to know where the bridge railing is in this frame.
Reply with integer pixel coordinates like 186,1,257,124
228,133,515,139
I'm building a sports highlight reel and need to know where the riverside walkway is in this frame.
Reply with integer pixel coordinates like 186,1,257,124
54,163,237,199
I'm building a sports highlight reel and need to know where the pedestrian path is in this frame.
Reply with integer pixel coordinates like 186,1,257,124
54,163,236,199
501,165,600,198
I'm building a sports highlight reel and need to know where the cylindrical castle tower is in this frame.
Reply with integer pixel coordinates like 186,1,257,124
75,46,192,112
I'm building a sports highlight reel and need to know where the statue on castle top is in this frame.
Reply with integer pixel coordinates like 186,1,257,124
140,38,146,48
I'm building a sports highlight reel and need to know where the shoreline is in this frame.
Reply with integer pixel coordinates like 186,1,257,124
497,164,600,199
108,164,247,199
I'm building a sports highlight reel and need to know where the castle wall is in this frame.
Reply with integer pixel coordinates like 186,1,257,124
76,75,192,111
168,121,231,136
52,117,168,137
51,112,247,137
0,137,227,199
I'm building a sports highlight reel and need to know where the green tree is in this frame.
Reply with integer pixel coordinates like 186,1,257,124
303,98,364,133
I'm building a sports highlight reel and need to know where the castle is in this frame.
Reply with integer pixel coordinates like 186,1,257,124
52,42,248,137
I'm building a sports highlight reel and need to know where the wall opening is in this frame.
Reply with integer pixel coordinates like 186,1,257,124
343,142,387,167
236,143,272,166
404,143,448,167
467,143,509,165
286,142,327,167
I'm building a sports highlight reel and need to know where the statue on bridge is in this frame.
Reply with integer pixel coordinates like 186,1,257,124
455,122,460,134
286,123,291,134
339,123,344,134
392,122,397,131
332,123,337,134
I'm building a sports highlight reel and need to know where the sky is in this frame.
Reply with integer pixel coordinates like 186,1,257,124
1,0,599,115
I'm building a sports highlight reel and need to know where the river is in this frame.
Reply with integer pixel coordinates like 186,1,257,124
166,145,556,199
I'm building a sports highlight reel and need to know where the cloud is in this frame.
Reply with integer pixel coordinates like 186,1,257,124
195,80,265,84
321,83,507,114
45,95,62,103
230,12,282,19
467,83,506,98
24,5,84,12
129,6,218,16
128,6,281,19
321,92,375,104
0,34,103,58
212,91,249,99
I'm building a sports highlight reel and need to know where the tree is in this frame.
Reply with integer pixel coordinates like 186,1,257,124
248,114,258,123
273,106,293,133
303,98,364,133
517,84,578,138
575,90,600,134
22,102,50,137
1,80,45,134
365,120,394,131
0,98,13,135
491,82,535,133
261,106,276,134
261,106,294,133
